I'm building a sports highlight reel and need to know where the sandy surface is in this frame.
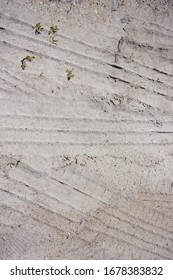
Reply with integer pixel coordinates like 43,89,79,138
0,0,173,259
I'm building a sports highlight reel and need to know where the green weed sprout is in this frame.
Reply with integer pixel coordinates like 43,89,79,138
48,25,59,35
66,68,74,81
32,22,44,35
21,55,35,70
48,25,59,45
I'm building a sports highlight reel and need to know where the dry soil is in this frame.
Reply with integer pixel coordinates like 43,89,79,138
0,0,173,259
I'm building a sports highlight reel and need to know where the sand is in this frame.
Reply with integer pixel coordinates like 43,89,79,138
0,0,173,259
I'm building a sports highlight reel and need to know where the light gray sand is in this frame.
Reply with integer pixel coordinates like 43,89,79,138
0,0,173,259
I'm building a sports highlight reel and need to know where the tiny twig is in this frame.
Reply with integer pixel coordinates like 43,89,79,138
7,160,20,168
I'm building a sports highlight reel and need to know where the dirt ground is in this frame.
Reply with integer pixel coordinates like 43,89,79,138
0,0,173,259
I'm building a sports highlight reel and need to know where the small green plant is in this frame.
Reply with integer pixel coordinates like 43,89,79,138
7,160,20,168
21,55,35,70
66,68,74,81
48,25,59,45
48,25,59,35
21,61,27,70
32,22,44,35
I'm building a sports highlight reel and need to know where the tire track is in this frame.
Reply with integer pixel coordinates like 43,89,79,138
1,186,172,259
0,13,112,55
1,2,173,259
5,164,173,249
